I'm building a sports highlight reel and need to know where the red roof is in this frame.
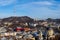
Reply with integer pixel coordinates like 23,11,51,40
16,27,24,31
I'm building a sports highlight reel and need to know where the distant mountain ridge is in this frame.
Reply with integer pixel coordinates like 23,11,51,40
1,16,34,23
0,16,60,23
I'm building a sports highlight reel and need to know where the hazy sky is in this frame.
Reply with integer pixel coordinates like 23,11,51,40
0,0,60,19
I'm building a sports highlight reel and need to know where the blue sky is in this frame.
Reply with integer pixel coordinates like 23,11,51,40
0,0,60,19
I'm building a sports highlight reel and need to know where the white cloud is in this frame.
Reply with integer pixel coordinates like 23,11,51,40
15,1,60,19
15,1,56,10
0,0,16,6
32,1,53,5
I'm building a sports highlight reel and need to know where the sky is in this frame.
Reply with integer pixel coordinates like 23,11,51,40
0,0,60,19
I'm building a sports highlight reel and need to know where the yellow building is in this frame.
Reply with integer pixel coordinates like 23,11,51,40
47,28,54,36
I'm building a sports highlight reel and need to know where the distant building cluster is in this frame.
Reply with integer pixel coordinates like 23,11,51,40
0,16,60,40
